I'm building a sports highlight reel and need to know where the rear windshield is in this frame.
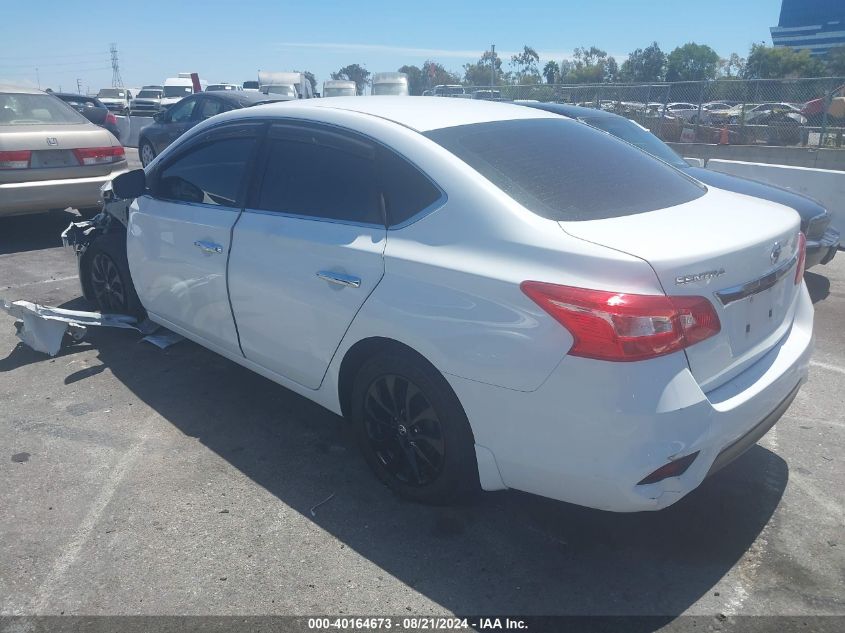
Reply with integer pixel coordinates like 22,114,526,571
424,118,705,221
579,116,689,169
0,93,86,125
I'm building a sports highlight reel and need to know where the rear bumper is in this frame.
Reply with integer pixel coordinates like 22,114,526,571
805,227,839,268
0,165,127,217
448,283,814,512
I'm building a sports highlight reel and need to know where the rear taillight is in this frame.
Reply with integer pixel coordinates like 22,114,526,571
794,232,806,285
73,146,125,166
104,112,118,126
0,150,32,169
520,282,721,362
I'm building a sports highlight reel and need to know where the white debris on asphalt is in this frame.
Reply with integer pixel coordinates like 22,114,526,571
1,298,183,356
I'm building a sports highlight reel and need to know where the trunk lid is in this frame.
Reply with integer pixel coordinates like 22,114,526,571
0,123,119,183
560,187,803,392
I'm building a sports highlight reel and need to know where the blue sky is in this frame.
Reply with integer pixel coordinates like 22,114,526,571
1,0,781,92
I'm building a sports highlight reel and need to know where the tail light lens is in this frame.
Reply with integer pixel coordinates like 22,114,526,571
73,146,125,166
104,112,118,126
521,282,721,362
0,150,32,169
794,232,806,285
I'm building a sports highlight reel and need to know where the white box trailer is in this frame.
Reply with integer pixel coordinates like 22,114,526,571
258,71,313,99
372,72,409,96
322,79,357,97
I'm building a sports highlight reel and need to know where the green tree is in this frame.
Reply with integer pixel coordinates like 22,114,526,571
463,50,504,86
665,43,720,81
719,53,746,78
826,46,845,76
562,46,618,83
743,44,825,79
510,45,541,84
331,64,371,95
422,60,461,89
542,60,559,84
398,64,425,95
619,42,666,82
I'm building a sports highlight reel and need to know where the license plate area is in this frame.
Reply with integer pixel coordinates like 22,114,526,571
723,278,791,355
30,150,78,168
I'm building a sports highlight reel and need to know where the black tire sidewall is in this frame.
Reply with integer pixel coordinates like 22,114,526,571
82,236,143,317
350,350,479,504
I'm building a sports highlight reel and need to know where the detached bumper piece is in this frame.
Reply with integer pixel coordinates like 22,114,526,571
0,298,183,357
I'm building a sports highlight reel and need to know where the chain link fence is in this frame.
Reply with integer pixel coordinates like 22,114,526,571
461,78,845,148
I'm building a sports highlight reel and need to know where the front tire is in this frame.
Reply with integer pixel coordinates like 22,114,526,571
81,238,143,317
139,139,156,167
350,350,479,504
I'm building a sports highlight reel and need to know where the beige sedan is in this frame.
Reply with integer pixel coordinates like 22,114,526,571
0,85,127,217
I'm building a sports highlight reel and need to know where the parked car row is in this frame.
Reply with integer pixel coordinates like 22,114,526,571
59,96,817,514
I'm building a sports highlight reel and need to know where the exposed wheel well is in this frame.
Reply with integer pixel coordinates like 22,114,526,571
338,337,442,420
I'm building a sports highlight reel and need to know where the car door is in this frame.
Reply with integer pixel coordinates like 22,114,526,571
228,122,387,389
157,95,201,151
127,122,263,355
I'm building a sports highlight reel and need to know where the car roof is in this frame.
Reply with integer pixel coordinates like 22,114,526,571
203,90,288,106
0,84,45,95
240,96,560,132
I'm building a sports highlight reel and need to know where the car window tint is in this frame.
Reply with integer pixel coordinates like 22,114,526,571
424,118,705,221
256,137,381,225
155,137,256,208
169,98,197,123
199,99,224,120
377,148,442,227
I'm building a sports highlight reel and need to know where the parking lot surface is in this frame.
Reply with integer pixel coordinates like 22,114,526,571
1,177,843,625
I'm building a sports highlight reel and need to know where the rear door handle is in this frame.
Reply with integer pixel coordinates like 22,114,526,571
194,240,223,254
316,271,361,288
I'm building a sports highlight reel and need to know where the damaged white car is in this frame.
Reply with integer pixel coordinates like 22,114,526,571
59,98,813,511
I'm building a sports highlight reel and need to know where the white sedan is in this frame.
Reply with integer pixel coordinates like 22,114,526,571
84,97,813,511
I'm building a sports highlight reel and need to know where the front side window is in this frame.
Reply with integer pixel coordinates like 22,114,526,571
169,98,197,123
154,137,256,207
424,118,705,221
255,129,380,225
199,99,226,120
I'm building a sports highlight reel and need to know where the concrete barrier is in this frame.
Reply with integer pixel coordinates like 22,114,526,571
707,159,845,238
669,143,845,172
114,115,153,149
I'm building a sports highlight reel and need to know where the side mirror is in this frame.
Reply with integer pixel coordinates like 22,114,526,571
112,169,146,199
153,110,166,122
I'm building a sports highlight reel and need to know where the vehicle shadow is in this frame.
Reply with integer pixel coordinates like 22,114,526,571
30,317,788,623
804,271,830,304
0,210,80,256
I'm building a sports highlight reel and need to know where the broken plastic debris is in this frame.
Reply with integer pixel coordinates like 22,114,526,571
1,297,183,356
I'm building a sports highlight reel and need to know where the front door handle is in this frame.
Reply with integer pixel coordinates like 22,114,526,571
316,271,361,288
194,240,223,254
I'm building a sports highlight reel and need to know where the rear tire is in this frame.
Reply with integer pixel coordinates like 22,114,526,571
350,349,479,504
139,139,156,167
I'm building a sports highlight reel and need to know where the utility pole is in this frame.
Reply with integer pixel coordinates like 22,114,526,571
76,78,82,94
35,67,40,89
490,44,496,87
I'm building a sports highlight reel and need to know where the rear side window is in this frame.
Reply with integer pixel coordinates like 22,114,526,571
154,137,256,207
255,134,381,225
377,148,442,227
424,118,705,221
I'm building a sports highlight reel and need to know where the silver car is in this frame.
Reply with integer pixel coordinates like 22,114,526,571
0,85,127,216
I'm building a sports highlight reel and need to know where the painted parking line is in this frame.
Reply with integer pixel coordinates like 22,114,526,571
810,360,845,376
2,275,79,292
